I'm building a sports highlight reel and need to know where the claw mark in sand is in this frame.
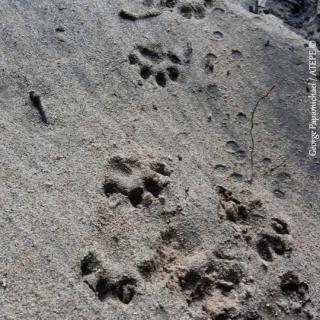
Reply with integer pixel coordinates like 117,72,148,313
29,91,49,125
249,85,275,183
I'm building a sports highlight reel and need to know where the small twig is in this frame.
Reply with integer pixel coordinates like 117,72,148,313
29,91,49,125
249,85,275,184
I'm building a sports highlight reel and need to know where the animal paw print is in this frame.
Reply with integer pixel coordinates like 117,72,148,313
260,271,315,319
256,233,292,262
225,140,247,162
280,271,309,302
137,248,177,280
128,44,183,87
256,218,292,262
176,257,245,305
178,0,214,19
271,217,290,235
217,186,262,223
272,171,292,200
81,251,137,304
103,156,171,207
257,218,292,261
216,187,293,262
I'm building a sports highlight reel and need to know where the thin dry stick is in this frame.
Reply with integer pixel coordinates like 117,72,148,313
249,85,275,184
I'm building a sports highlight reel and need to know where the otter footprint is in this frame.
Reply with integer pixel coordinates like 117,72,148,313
178,0,214,19
128,44,184,87
103,156,171,207
81,251,138,304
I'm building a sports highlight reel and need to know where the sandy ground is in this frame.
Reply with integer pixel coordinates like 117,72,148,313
0,0,319,319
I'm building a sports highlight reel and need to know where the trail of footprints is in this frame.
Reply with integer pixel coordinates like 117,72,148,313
81,156,174,304
217,186,316,319
79,157,316,319
58,0,315,316
216,140,293,196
